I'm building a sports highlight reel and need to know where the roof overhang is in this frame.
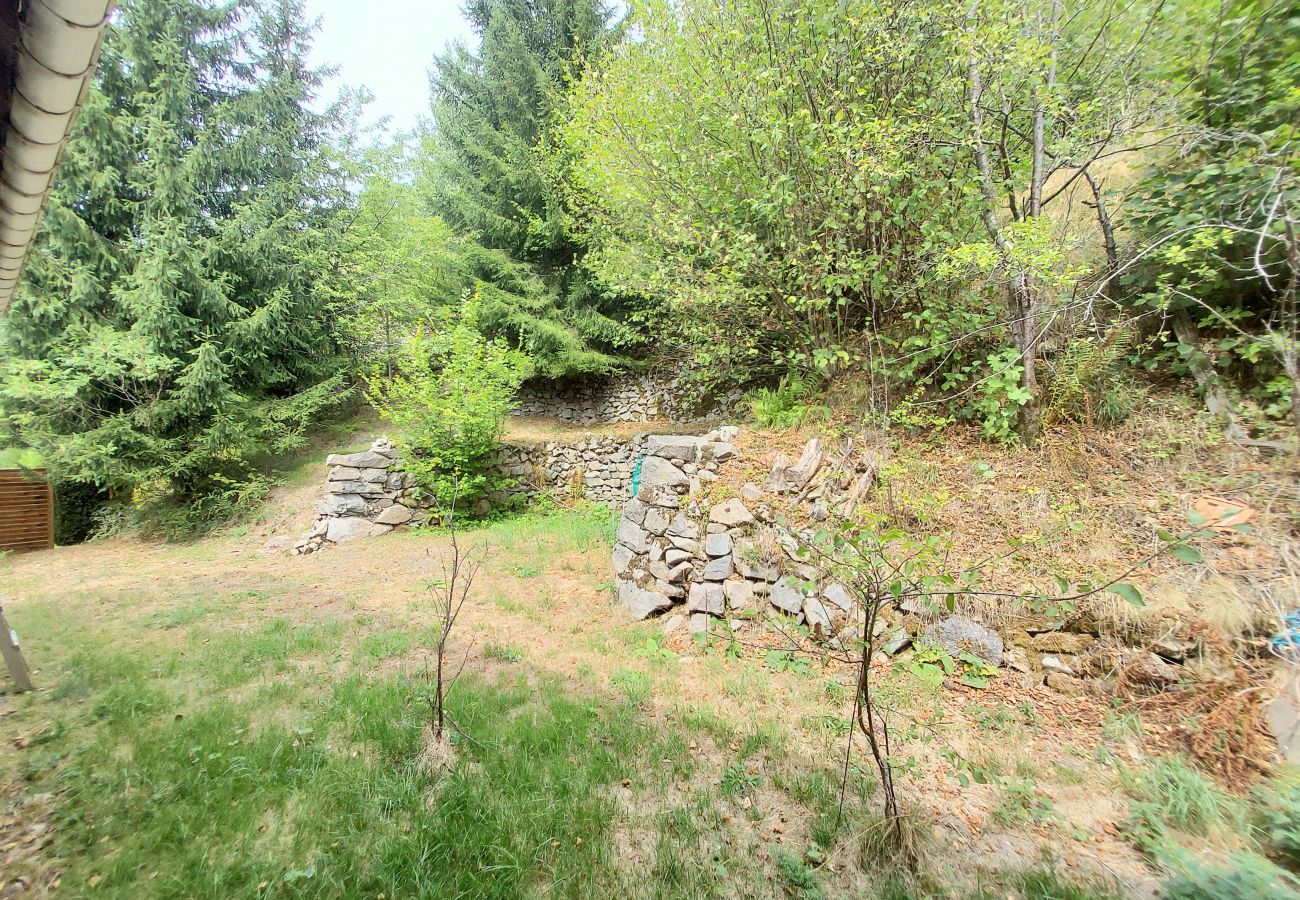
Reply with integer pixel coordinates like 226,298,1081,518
0,0,112,314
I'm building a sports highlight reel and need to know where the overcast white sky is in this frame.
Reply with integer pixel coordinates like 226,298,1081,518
303,0,476,137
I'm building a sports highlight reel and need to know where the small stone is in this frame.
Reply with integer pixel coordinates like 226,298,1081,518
740,482,764,502
665,548,691,566
702,555,734,581
705,533,733,557
718,425,740,441
1004,648,1041,674
689,613,710,635
706,523,728,534
709,442,738,462
769,576,805,614
1030,632,1095,655
661,614,686,636
710,498,755,527
880,628,911,656
1041,654,1073,675
1045,671,1084,695
373,504,412,525
327,466,363,482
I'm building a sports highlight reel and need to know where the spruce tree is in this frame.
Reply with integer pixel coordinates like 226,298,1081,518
424,0,642,378
0,0,356,535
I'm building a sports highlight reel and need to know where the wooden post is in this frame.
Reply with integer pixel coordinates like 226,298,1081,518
0,606,33,693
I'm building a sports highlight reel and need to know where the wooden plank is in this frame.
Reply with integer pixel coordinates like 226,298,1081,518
0,607,33,692
0,468,52,551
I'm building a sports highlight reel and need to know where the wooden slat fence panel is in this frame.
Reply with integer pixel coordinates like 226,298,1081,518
0,468,53,552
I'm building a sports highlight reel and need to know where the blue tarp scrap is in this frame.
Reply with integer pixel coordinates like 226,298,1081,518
1270,611,1300,658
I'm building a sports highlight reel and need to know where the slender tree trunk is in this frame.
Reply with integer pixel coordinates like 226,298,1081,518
1170,308,1251,442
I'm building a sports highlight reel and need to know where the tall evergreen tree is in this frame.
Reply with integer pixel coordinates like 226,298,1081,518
0,0,356,535
423,0,642,378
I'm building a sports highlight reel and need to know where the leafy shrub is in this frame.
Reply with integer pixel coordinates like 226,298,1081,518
748,376,831,429
1162,854,1300,900
368,300,529,513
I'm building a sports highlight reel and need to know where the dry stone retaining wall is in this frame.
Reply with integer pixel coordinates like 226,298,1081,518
514,374,739,424
494,435,647,504
293,437,420,554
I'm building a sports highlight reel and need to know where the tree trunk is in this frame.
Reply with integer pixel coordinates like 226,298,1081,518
1170,308,1251,443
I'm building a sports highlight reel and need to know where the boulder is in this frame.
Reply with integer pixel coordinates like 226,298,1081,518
710,498,755,527
373,504,413,525
1123,651,1180,687
665,513,699,540
769,576,805,615
702,555,734,581
325,450,393,469
612,544,636,575
615,518,651,553
643,507,671,535
639,455,691,490
623,497,650,525
688,582,725,616
704,532,733,557
617,579,674,619
707,442,738,462
665,547,692,566
723,579,755,610
804,597,835,634
645,435,704,462
325,516,378,543
822,582,854,613
920,616,1004,666
317,494,368,517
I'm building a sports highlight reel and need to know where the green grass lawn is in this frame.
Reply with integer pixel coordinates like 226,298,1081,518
0,507,1133,898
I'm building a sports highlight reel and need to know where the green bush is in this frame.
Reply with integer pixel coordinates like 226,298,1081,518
1253,770,1300,866
748,376,830,430
368,300,529,514
1162,854,1300,900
